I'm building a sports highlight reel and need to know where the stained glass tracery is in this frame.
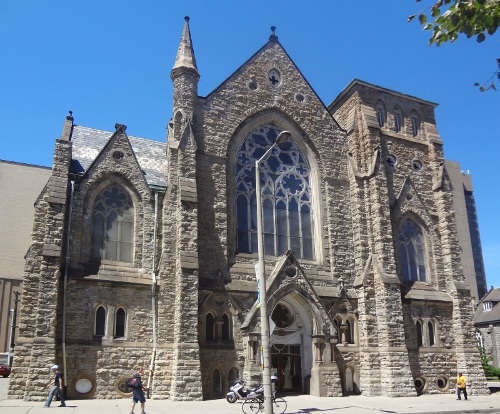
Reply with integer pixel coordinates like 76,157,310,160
236,125,314,259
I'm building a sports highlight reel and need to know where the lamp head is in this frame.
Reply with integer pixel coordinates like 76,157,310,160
275,130,291,145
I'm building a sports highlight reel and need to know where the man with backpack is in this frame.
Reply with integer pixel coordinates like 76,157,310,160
129,366,147,414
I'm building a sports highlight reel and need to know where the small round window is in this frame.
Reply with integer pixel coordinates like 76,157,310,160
436,374,449,391
272,303,295,328
412,160,423,172
414,376,427,394
387,154,397,167
112,151,124,161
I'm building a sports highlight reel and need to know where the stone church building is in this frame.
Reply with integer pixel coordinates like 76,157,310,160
8,18,488,400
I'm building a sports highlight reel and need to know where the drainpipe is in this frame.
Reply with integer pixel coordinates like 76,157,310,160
62,180,74,389
147,191,158,394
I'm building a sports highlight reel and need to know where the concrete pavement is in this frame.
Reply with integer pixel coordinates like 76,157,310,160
1,391,500,414
1,379,500,414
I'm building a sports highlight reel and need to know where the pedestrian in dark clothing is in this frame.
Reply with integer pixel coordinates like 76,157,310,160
43,365,66,407
130,367,147,414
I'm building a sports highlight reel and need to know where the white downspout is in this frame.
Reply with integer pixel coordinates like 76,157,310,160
62,180,74,389
147,191,159,393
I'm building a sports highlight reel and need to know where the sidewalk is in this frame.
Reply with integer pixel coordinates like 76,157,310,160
1,391,500,414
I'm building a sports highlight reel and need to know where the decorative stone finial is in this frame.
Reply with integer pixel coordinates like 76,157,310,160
114,123,127,132
184,16,190,22
269,25,278,42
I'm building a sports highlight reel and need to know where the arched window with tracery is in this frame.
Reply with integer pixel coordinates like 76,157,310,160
95,306,106,337
236,125,314,260
399,220,427,282
92,185,134,262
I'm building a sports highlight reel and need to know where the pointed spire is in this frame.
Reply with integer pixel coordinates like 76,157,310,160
171,16,199,77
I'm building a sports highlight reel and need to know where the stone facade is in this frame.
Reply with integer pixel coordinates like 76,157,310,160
8,18,488,401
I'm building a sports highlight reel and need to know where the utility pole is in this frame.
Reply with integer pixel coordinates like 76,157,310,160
9,291,20,366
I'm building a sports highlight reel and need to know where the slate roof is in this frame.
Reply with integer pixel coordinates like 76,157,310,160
475,288,500,325
71,126,167,188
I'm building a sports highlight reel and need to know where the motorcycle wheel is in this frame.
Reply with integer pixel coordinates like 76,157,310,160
226,393,238,403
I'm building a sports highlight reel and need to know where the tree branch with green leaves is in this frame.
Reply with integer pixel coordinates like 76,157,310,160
409,0,500,91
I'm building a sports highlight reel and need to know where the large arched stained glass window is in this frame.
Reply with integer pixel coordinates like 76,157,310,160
399,220,427,282
92,185,134,262
236,125,314,260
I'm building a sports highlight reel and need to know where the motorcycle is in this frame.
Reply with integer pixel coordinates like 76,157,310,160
226,379,254,403
226,376,278,403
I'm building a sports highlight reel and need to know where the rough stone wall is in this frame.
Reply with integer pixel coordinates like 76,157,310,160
8,137,72,400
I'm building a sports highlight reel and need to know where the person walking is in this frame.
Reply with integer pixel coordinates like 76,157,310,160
130,366,147,414
43,365,66,407
456,371,468,400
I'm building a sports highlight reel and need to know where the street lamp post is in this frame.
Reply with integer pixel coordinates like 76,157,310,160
255,130,291,414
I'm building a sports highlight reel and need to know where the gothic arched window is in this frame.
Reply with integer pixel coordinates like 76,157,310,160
115,307,126,338
411,113,420,137
95,306,106,337
399,220,427,282
222,313,231,341
416,320,424,347
206,313,215,341
236,125,314,259
376,102,386,127
428,320,435,346
393,107,403,132
92,185,134,262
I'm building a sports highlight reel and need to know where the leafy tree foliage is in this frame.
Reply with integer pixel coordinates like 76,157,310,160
478,345,500,378
409,0,500,91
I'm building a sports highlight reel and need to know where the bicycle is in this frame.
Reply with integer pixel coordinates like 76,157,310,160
241,393,287,414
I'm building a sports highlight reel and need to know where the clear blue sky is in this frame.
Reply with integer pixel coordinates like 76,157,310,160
1,1,498,289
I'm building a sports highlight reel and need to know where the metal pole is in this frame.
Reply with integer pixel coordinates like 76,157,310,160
255,130,290,414
256,153,273,414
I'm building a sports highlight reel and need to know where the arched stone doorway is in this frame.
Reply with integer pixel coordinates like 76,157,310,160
269,295,313,393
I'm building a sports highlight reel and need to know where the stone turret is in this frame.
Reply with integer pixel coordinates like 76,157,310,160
161,17,202,400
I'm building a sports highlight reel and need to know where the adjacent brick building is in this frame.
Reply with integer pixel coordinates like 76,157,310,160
7,18,488,400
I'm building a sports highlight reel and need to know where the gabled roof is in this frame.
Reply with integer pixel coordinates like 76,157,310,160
204,30,335,122
475,287,500,325
70,126,167,188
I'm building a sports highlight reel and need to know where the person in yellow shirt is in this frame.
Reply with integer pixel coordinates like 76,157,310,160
456,372,467,400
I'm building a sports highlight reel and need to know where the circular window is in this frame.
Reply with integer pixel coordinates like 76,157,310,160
295,93,305,103
436,374,449,391
248,80,258,90
412,160,423,172
272,303,295,329
386,154,397,167
112,151,124,161
414,375,427,395
69,372,97,398
285,266,297,278
75,378,92,394
115,375,133,397
268,68,282,87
